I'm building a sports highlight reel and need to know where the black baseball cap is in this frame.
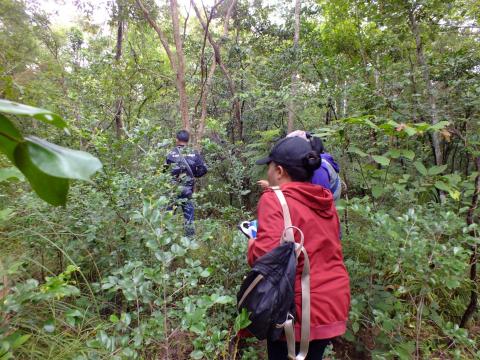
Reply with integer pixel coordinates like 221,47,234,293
256,137,312,167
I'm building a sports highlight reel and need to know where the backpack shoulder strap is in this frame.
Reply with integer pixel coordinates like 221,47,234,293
271,186,311,360
271,186,294,243
175,147,195,178
322,159,341,200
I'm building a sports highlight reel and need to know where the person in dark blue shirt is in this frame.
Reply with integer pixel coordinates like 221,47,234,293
165,130,208,236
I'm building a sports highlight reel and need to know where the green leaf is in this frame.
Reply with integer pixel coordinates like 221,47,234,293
23,136,102,181
372,155,390,166
428,164,448,176
0,99,67,129
65,309,82,327
434,181,451,192
13,142,69,206
413,122,430,131
343,329,355,342
414,161,428,176
394,342,414,360
171,243,186,257
372,185,385,198
386,149,415,160
445,277,460,289
4,332,31,350
429,121,449,132
190,350,204,359
0,167,24,182
404,126,418,137
199,268,212,278
348,146,367,157
234,308,252,333
352,322,360,334
213,295,233,304
401,150,415,160
0,114,23,161
387,149,401,158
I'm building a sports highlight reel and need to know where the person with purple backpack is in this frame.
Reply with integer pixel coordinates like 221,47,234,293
257,130,341,204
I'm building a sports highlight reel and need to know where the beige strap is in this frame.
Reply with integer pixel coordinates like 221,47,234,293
271,187,311,360
297,246,311,360
237,274,264,309
284,317,296,359
271,186,294,243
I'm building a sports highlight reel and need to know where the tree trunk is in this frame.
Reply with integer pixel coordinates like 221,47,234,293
459,156,480,328
170,0,190,131
197,61,216,144
408,6,443,166
114,4,125,138
136,0,190,131
287,0,301,134
342,79,348,118
223,0,237,37
408,53,419,122
191,0,242,142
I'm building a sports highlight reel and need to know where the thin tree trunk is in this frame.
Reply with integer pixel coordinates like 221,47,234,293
287,0,301,134
170,0,190,131
136,0,190,131
408,53,419,122
197,61,216,143
342,79,348,118
194,0,236,145
114,4,125,138
408,6,443,166
191,0,242,142
459,156,480,328
223,0,237,37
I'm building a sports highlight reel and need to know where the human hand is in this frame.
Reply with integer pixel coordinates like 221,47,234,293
238,220,257,239
257,179,269,189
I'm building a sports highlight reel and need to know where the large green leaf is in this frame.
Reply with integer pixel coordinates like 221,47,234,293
414,161,428,176
372,155,390,166
13,142,69,206
23,136,102,181
428,164,448,176
0,114,23,161
434,180,451,192
0,99,67,129
386,149,401,158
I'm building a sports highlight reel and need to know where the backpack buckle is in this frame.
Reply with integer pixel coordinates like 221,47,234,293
275,312,295,329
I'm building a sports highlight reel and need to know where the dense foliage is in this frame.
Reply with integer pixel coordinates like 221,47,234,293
1,0,479,358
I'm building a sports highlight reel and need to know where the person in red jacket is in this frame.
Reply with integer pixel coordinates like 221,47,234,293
248,136,350,359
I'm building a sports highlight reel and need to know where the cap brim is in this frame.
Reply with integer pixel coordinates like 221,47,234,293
255,156,271,165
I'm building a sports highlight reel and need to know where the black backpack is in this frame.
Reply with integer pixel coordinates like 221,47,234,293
237,187,311,360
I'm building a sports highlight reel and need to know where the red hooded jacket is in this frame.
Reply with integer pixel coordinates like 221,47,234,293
247,182,350,340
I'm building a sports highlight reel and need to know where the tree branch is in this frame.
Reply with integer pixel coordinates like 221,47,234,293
135,0,177,73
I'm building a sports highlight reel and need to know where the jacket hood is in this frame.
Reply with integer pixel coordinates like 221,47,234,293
275,182,335,218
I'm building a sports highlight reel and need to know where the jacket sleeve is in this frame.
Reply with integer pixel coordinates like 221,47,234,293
247,191,284,266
